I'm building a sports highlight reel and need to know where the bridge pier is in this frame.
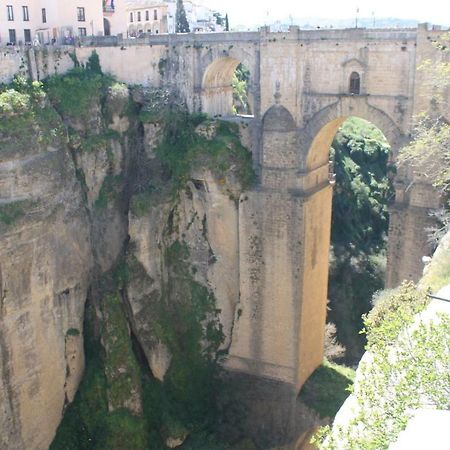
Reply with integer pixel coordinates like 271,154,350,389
387,181,440,287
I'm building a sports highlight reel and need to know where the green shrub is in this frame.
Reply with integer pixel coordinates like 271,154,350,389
66,328,80,337
363,282,428,349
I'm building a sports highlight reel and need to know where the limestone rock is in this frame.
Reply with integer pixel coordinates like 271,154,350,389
0,116,93,450
149,341,172,382
166,434,188,448
195,121,218,140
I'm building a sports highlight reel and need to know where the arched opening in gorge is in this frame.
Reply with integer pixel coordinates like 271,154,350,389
326,117,394,365
201,57,254,117
297,112,395,412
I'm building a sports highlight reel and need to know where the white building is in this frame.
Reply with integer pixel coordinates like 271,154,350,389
104,0,222,37
0,0,105,45
167,0,222,33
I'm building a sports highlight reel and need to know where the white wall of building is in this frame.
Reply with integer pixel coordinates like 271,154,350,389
0,0,104,45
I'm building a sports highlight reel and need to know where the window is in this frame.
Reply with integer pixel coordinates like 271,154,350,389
7,5,14,21
8,29,16,44
154,9,158,20
78,27,87,36
24,29,31,43
145,10,149,21
155,29,159,34
42,8,46,23
349,72,361,95
77,7,85,22
137,11,141,21
22,6,29,21
129,12,133,22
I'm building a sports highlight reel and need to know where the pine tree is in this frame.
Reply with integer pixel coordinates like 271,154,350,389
225,14,229,31
176,0,190,33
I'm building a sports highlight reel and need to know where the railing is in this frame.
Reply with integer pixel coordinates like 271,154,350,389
428,294,450,303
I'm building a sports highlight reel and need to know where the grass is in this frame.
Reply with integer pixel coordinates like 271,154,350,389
299,359,355,419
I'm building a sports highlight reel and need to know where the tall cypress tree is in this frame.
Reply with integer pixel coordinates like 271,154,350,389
225,14,229,31
176,0,190,33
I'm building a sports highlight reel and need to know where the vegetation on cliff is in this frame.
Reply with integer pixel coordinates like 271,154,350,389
43,60,255,449
133,95,255,216
0,76,65,156
50,284,148,450
51,242,230,450
314,281,450,449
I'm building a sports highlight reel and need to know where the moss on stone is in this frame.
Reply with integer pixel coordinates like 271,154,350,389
101,293,143,411
66,328,80,337
155,113,255,191
0,200,37,226
94,175,123,210
130,110,255,218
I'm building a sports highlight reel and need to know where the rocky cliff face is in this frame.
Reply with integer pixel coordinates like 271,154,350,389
0,68,137,449
0,66,254,449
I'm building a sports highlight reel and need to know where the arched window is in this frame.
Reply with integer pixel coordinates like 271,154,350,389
349,72,361,95
154,9,158,20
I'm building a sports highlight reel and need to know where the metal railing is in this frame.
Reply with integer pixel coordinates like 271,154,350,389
427,294,450,303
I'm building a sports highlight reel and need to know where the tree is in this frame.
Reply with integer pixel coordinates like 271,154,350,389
176,0,190,33
398,33,450,197
327,118,393,363
213,12,223,26
225,14,229,31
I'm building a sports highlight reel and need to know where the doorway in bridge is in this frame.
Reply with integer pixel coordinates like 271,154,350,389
326,117,394,365
231,63,253,117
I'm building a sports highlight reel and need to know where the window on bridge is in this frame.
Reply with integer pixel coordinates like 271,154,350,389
349,72,361,95
232,63,252,117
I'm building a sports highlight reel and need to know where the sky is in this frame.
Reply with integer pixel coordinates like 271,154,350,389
202,0,450,27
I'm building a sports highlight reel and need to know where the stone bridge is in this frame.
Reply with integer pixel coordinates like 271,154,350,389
1,24,444,399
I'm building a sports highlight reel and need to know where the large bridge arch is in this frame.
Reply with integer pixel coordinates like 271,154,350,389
302,97,405,172
230,96,413,393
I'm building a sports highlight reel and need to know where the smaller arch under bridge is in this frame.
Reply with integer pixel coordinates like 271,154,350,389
78,24,443,404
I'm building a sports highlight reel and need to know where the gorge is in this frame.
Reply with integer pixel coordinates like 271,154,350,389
0,24,448,450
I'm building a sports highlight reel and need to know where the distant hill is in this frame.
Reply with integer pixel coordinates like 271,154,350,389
232,16,449,32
